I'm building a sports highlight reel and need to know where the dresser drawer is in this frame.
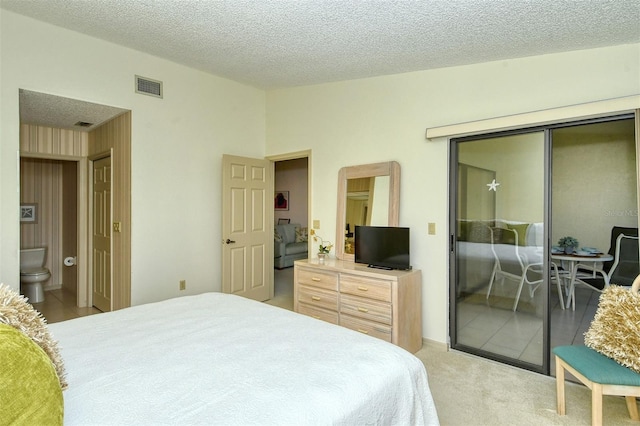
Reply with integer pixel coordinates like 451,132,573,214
340,294,392,325
297,304,339,325
297,268,339,291
340,275,392,302
297,285,338,312
340,315,392,343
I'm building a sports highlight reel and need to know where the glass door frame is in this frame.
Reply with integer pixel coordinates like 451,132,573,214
449,126,551,374
448,112,637,376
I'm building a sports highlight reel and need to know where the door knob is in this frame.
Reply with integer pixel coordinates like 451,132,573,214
224,239,236,244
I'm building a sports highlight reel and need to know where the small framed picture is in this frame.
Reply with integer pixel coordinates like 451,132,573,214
274,191,289,211
20,204,37,223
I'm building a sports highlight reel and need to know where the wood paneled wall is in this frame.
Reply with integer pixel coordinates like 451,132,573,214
89,112,131,310
20,158,64,290
20,125,88,292
20,114,131,311
21,125,88,157
62,162,78,295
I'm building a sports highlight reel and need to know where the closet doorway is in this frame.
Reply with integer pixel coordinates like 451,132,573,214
449,114,638,375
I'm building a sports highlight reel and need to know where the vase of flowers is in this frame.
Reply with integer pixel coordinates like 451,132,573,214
312,230,333,263
558,236,579,254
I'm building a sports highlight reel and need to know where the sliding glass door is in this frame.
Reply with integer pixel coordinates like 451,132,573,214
449,114,637,375
450,130,548,372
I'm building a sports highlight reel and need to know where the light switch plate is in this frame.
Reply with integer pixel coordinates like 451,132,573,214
313,220,320,229
428,222,436,235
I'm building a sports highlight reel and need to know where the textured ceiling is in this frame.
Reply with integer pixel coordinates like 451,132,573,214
2,0,640,90
19,90,128,132
3,0,639,131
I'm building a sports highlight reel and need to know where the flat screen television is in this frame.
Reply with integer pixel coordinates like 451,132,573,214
354,226,411,270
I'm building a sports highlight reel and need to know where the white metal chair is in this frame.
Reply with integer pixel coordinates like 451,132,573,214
550,262,566,310
486,227,544,311
567,232,639,309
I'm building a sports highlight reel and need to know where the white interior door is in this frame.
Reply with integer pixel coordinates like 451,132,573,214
92,156,112,312
222,154,273,301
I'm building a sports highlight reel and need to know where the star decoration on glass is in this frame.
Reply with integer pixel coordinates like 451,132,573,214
487,179,500,191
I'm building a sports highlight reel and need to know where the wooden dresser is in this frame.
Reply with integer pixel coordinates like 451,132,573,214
293,259,422,353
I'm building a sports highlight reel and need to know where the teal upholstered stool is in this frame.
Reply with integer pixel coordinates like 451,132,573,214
554,345,640,425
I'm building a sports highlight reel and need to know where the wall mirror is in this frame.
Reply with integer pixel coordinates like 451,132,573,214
335,161,401,261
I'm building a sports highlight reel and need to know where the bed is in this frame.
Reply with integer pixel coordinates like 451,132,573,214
42,292,439,425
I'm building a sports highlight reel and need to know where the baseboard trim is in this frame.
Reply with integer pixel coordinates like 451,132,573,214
422,338,449,352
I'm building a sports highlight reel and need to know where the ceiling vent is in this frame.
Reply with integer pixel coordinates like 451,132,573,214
74,121,94,128
135,75,163,98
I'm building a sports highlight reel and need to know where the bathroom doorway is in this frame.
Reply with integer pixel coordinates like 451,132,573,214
20,157,80,301
18,90,131,314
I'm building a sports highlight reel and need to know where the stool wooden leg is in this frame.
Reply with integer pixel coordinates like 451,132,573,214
591,383,603,426
625,396,639,421
555,356,566,415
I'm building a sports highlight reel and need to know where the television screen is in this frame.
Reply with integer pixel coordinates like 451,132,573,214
354,226,411,270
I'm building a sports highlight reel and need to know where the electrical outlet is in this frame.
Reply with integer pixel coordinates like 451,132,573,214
113,222,121,232
179,280,186,291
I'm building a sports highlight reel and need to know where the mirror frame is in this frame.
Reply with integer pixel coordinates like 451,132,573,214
335,161,401,261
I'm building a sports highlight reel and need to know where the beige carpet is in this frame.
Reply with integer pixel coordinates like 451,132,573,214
264,267,294,310
416,341,637,425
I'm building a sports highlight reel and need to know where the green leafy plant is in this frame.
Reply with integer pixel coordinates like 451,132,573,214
311,231,333,254
557,236,579,249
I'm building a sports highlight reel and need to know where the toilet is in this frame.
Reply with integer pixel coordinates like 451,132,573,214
20,248,51,303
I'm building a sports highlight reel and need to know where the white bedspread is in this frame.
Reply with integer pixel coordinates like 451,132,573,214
49,293,439,425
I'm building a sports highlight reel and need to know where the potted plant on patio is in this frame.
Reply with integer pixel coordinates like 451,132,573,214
558,236,579,254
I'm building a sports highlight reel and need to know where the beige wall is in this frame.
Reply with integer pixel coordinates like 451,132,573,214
1,11,266,305
265,44,640,343
552,120,637,251
458,133,545,223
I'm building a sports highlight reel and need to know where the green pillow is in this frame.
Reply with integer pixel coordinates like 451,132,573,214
492,227,517,245
468,222,492,243
0,324,63,424
506,223,529,246
457,221,471,241
0,283,67,389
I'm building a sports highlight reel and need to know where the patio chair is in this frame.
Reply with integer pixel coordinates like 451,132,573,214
568,228,639,308
486,227,544,311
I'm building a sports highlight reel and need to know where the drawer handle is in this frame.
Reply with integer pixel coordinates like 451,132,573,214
357,307,369,313
311,296,321,301
312,277,321,282
357,286,368,291
357,329,369,334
